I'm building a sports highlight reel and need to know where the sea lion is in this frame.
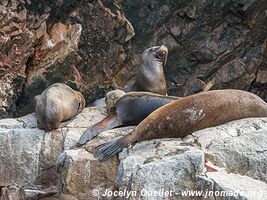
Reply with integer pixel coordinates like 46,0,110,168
91,45,168,108
105,90,126,113
91,90,125,113
77,92,180,145
35,83,85,131
95,89,267,161
124,45,168,95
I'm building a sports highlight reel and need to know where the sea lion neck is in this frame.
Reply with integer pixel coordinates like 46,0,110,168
140,58,163,76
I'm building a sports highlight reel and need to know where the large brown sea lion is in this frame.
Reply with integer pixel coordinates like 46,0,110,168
77,92,180,145
35,83,85,131
95,89,267,161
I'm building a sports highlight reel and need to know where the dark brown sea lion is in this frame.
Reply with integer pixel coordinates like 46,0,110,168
95,89,267,161
77,92,180,145
124,45,168,95
35,83,85,131
91,45,168,108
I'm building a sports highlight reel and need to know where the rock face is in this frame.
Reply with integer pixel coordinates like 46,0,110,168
0,0,266,119
0,107,107,200
0,104,266,200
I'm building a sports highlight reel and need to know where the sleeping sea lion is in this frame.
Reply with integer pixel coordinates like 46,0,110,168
35,83,85,131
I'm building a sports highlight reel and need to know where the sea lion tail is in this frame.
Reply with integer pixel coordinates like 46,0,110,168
95,137,129,161
77,111,122,146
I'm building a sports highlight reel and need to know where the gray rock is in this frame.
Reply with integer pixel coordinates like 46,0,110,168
1,102,267,200
198,172,267,200
192,118,267,182
118,141,205,200
57,118,267,200
0,106,107,199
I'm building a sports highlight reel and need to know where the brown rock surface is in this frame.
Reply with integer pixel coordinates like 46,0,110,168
0,0,266,119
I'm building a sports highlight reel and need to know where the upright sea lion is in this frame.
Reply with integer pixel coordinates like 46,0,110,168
77,92,180,145
35,83,85,131
91,45,168,107
95,89,267,161
124,45,168,95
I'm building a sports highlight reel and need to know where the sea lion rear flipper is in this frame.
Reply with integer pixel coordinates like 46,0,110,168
77,111,122,146
94,137,128,161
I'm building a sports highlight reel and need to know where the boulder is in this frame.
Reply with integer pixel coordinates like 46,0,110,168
198,172,267,200
0,107,106,199
56,115,267,200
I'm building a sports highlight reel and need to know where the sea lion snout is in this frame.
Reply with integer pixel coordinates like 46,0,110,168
155,45,168,63
140,45,168,64
158,45,168,52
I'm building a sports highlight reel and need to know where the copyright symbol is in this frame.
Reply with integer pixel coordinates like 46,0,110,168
92,189,99,196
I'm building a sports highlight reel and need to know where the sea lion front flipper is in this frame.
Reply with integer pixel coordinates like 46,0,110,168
77,111,122,146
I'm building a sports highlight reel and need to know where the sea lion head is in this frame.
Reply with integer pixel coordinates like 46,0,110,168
105,89,126,113
141,45,168,68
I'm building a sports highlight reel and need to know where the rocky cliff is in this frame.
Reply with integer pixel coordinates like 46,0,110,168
0,0,266,119
0,105,267,200
0,1,267,199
